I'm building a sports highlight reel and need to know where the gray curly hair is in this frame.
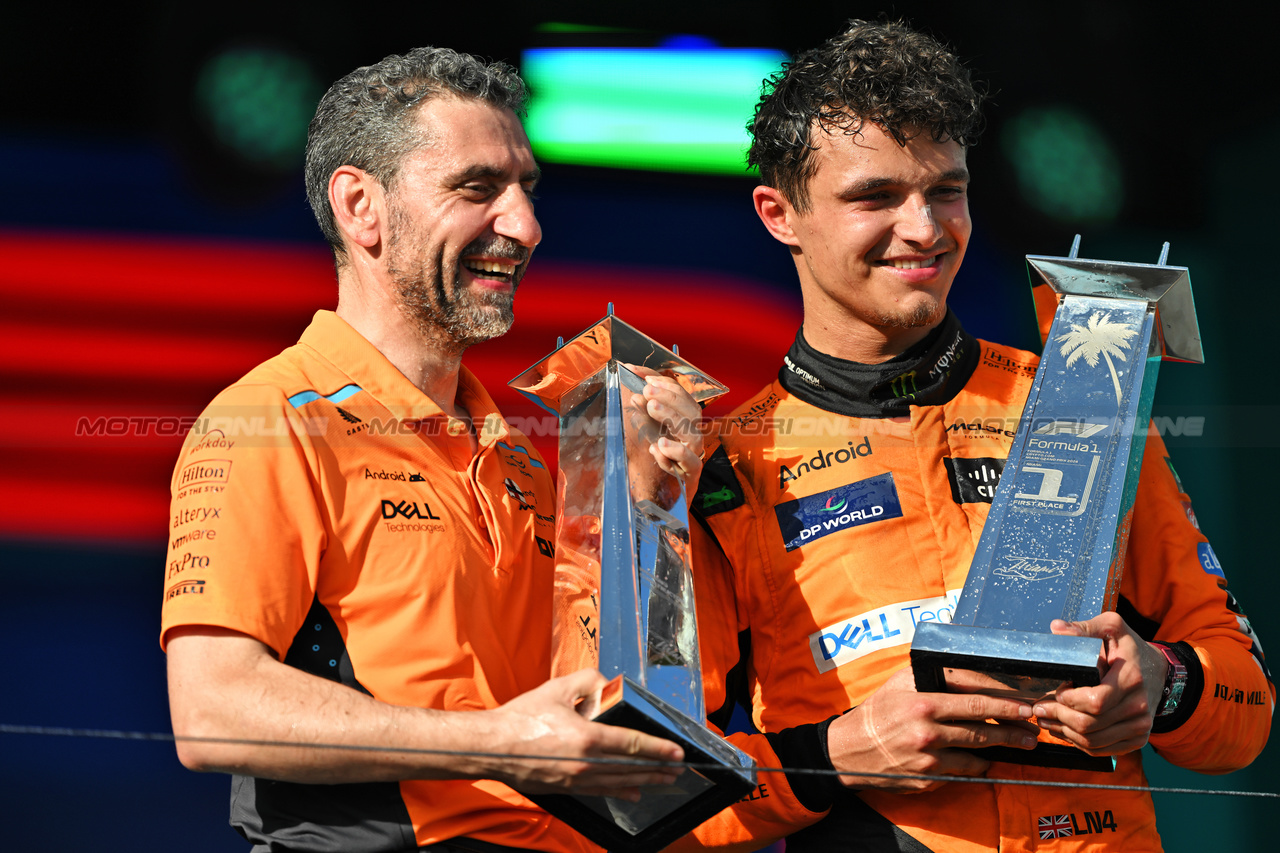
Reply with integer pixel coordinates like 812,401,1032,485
304,47,528,257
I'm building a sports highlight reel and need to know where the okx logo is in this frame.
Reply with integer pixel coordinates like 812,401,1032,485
774,472,902,552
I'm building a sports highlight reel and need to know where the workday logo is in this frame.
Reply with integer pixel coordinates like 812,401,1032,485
774,473,903,552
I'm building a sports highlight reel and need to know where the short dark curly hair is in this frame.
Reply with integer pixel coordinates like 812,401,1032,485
748,19,984,213
305,47,528,258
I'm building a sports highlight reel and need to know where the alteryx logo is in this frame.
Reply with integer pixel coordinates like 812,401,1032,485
774,472,903,552
809,590,963,674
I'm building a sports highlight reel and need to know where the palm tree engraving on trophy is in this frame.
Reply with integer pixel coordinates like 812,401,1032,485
1057,311,1139,406
910,237,1203,771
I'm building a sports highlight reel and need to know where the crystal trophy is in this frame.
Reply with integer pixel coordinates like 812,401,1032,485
509,306,756,852
910,238,1202,771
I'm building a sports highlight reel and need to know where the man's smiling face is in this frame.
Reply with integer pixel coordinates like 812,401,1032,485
383,95,541,348
772,119,971,360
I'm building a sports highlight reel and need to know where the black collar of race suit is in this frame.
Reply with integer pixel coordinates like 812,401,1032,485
777,311,981,418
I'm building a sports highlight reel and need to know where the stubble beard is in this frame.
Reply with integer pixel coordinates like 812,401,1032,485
385,211,521,351
870,297,946,330
391,256,516,350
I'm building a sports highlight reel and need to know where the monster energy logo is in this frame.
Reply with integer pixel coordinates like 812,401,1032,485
889,370,919,399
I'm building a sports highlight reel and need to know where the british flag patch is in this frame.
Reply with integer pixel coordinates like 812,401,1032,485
1039,814,1074,839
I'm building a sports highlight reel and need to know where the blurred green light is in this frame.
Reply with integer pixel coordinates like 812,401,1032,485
522,47,788,175
534,22,636,34
196,46,321,171
1003,106,1123,224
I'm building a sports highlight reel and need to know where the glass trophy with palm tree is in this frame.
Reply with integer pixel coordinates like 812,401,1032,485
910,237,1203,771
509,307,756,852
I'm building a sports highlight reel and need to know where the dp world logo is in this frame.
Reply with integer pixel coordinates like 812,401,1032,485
774,473,903,552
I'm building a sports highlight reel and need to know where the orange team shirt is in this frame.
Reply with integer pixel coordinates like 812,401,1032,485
160,310,598,853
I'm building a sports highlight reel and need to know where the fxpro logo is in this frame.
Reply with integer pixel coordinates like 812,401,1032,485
778,437,872,487
166,551,210,580
809,589,962,673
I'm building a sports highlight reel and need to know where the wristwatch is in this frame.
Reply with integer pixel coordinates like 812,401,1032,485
1150,642,1188,717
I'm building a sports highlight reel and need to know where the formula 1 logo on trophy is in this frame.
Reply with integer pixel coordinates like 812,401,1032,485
510,306,756,852
911,237,1203,771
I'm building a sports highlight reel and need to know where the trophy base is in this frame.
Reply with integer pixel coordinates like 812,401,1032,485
978,743,1116,772
530,676,756,853
911,622,1104,698
910,622,1113,773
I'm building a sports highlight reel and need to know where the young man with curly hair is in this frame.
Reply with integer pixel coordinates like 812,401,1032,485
672,19,1273,852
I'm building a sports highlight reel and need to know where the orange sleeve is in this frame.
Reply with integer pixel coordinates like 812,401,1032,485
160,382,327,659
1124,427,1274,771
662,477,832,851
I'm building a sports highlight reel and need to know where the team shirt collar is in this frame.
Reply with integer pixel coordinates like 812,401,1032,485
298,310,510,445
778,310,980,417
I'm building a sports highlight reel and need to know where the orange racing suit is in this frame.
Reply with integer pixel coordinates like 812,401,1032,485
672,313,1273,852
